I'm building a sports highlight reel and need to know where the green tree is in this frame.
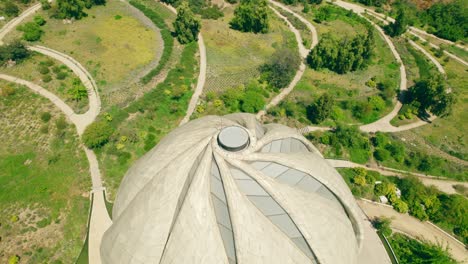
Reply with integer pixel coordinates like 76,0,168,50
307,93,334,124
372,217,392,236
230,0,270,33
241,90,265,113
173,2,201,44
260,48,300,89
82,121,114,148
407,75,455,117
0,40,31,65
68,79,88,101
374,148,390,161
33,15,47,26
4,2,19,17
384,9,408,37
393,199,409,213
17,22,44,41
56,0,87,19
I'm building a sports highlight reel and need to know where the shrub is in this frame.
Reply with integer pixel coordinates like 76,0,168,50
55,71,67,80
40,0,51,10
8,255,20,264
173,2,201,44
307,94,334,124
40,112,52,122
1,86,16,97
230,0,270,33
392,199,409,213
33,15,47,26
372,217,392,237
17,22,44,42
260,48,300,90
55,116,68,130
82,121,114,148
40,124,49,134
42,75,52,83
4,2,19,17
241,90,265,113
200,6,224,20
38,65,50,75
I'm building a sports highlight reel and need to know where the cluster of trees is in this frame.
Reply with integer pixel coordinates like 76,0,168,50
318,125,371,163
173,2,201,44
0,41,30,65
371,132,405,163
389,233,457,263
17,15,46,41
383,10,408,37
260,48,300,90
406,75,454,117
306,30,374,74
53,0,106,20
424,0,467,41
230,0,270,33
220,80,268,113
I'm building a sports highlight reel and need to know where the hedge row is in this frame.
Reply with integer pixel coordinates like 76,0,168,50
129,0,174,84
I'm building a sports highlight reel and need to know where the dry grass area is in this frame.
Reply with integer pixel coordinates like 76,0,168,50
202,6,296,94
0,81,90,263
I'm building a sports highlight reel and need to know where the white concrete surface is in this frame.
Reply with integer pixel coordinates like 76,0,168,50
101,114,374,263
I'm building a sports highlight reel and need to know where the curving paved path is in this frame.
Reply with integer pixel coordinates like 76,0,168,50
0,3,41,45
180,34,207,125
28,45,101,135
269,0,318,49
257,2,318,118
326,158,468,195
358,200,468,263
0,6,110,263
160,2,207,126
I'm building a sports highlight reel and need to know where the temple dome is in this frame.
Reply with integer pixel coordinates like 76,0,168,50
101,113,364,264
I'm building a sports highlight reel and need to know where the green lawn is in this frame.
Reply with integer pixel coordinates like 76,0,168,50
202,6,297,94
0,82,90,263
1,52,89,113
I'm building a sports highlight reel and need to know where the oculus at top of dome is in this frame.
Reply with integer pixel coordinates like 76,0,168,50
217,126,250,152
101,114,364,264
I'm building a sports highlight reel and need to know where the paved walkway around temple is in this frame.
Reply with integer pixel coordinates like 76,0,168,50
358,199,468,263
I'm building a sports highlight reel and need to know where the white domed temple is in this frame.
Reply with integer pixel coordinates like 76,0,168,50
100,113,390,264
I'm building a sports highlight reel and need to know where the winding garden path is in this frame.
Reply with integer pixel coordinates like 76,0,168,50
160,2,208,126
0,3,41,45
257,1,318,118
358,199,468,263
0,7,110,264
